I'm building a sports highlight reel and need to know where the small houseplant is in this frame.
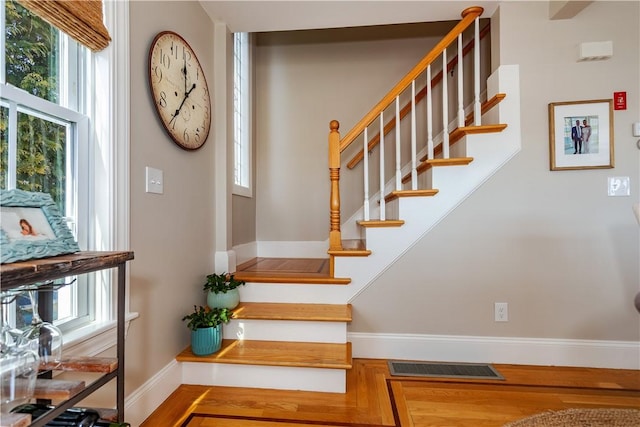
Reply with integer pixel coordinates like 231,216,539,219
203,273,245,310
182,305,231,356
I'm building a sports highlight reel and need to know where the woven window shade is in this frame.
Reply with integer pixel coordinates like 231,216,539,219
17,0,111,52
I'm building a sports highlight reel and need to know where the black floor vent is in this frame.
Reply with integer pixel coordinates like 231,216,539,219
388,361,504,380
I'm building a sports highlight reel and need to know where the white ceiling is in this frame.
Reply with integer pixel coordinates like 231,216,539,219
198,1,500,33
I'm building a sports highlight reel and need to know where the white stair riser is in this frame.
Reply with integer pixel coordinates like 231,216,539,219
224,319,347,343
239,283,350,304
181,362,346,393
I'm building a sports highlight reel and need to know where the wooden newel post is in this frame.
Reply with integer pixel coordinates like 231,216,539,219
329,120,343,251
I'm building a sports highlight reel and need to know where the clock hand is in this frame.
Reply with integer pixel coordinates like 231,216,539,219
169,83,197,125
183,59,187,95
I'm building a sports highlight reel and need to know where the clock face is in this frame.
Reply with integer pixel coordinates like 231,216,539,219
148,31,211,150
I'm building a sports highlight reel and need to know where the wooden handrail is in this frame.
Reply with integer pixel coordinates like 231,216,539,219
346,22,491,169
338,6,483,153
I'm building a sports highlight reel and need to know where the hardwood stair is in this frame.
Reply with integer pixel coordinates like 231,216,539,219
232,301,352,322
179,298,353,392
401,157,474,184
177,339,352,369
176,65,521,396
385,188,439,203
234,257,350,284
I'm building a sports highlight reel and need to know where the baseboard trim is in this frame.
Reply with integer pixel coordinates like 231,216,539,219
349,332,640,370
124,359,182,427
233,241,257,265
215,249,237,273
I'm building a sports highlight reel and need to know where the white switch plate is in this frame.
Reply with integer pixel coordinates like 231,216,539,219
146,167,163,194
607,176,630,196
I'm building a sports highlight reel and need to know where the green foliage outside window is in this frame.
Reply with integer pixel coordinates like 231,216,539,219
1,0,67,212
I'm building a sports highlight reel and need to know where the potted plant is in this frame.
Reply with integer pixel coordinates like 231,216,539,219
203,272,245,310
182,305,231,356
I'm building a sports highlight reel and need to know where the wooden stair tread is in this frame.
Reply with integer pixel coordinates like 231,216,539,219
33,378,86,400
40,356,118,373
357,220,405,227
235,257,350,284
402,157,474,184
449,123,508,145
234,272,351,285
177,340,352,369
385,189,439,203
327,249,371,257
465,93,506,126
418,123,508,163
233,302,352,322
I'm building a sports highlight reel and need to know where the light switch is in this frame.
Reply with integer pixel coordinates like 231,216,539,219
607,176,630,197
146,167,163,194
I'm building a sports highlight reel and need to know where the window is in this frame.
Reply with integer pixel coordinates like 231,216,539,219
2,0,92,333
233,32,252,197
0,0,132,350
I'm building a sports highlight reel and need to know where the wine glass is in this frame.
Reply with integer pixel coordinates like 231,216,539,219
1,293,40,413
20,290,63,369
0,345,39,412
0,293,26,355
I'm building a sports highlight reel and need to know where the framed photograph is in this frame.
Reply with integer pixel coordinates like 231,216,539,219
0,189,79,264
548,99,614,171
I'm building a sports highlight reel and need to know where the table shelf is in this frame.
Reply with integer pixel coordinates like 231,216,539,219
1,251,133,427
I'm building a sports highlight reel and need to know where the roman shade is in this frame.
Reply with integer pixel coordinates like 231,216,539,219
17,0,111,52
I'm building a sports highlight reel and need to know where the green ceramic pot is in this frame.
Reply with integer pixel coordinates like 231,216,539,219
191,324,222,356
207,288,240,310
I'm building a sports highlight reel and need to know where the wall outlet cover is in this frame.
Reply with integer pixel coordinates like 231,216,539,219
607,176,630,197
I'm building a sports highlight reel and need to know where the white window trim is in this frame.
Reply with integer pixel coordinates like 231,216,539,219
67,0,138,356
232,32,252,198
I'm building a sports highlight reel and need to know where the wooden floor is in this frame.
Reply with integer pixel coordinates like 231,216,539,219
141,359,640,427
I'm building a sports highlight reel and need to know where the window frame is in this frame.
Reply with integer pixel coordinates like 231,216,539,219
1,29,93,332
1,0,135,355
232,32,252,198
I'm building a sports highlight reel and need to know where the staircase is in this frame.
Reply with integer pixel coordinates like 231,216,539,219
177,6,522,393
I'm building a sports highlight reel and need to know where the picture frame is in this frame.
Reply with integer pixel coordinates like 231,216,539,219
0,189,79,264
548,99,614,171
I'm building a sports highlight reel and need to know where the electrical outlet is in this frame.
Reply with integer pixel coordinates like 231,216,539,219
494,302,508,322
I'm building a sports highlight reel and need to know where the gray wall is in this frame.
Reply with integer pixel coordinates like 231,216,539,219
127,0,216,396
351,1,640,342
254,22,466,241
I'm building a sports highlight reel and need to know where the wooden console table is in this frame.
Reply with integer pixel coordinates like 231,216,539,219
1,251,134,426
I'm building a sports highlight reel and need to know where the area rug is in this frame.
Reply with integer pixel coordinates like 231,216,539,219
503,408,640,427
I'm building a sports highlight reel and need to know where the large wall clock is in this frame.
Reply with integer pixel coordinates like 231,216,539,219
148,31,211,151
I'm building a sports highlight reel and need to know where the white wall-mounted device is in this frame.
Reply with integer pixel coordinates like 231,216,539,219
578,41,613,61
633,122,640,137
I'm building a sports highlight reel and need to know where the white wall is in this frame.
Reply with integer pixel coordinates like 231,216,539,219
350,1,640,343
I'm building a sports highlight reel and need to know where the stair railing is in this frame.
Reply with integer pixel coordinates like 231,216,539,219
328,6,484,252
345,21,491,170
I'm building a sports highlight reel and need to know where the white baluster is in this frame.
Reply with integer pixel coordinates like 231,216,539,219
426,65,434,160
411,80,417,190
379,112,385,221
474,15,481,126
395,97,401,191
457,33,464,128
363,127,370,221
442,48,449,159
